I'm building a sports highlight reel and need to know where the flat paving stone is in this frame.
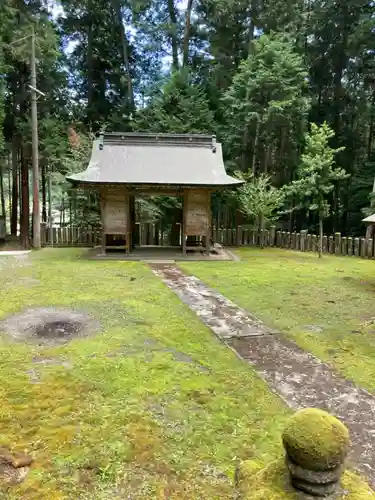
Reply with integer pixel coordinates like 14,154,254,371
151,264,375,489
152,265,274,339
0,251,31,256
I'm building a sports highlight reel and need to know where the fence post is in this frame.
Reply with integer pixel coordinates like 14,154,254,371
306,234,312,251
243,228,248,245
329,235,334,253
361,238,366,258
259,229,264,248
296,232,301,250
288,231,292,248
347,237,353,256
341,237,347,256
264,229,270,247
312,234,317,253
367,238,373,259
269,226,276,246
323,235,328,253
354,237,360,257
335,233,341,255
285,231,289,248
236,226,242,246
300,230,307,252
282,231,288,248
291,232,296,250
275,231,281,247
40,223,46,247
216,228,221,245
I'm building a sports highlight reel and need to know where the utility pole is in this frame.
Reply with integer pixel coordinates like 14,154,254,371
48,170,53,247
30,25,41,249
12,28,44,248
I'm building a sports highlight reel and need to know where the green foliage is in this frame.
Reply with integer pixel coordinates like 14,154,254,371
287,122,348,219
1,0,374,238
135,69,214,134
235,172,285,229
222,34,309,174
282,408,349,470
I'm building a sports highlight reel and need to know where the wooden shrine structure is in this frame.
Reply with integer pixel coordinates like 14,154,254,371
66,132,242,254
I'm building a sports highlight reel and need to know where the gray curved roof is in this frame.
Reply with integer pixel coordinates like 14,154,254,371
66,133,242,187
363,214,375,223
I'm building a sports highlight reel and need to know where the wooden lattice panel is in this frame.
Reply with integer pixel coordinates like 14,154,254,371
184,189,211,236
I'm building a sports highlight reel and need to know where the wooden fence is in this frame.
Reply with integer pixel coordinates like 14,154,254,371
40,224,375,259
213,227,375,258
40,223,177,248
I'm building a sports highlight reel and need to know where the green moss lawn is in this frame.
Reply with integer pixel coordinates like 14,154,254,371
0,249,289,500
181,247,375,392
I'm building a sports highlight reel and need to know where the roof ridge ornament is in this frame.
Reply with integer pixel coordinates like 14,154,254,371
212,135,217,153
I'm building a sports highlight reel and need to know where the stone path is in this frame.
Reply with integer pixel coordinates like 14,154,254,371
151,264,375,489
0,252,30,273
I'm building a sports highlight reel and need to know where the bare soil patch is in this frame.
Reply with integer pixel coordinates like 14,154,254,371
0,307,100,345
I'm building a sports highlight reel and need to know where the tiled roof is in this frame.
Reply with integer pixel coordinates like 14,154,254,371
66,133,242,187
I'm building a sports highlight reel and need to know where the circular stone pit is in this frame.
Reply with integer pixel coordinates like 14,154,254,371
0,307,100,345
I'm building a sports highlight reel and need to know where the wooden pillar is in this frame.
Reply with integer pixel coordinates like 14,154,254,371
365,224,374,240
182,190,187,255
100,194,106,255
129,194,135,250
206,190,212,253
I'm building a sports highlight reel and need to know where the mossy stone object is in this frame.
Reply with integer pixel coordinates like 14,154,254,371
282,408,349,471
236,458,375,500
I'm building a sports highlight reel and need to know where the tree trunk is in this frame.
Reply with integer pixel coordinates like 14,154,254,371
87,1,94,125
251,115,260,175
41,161,47,223
367,90,375,161
7,154,12,219
112,0,135,110
11,75,19,236
247,0,257,56
319,216,323,258
11,141,19,235
20,147,30,248
48,172,53,241
19,69,30,249
332,26,348,143
260,214,265,249
167,0,179,70
264,144,272,174
0,158,6,225
182,0,193,67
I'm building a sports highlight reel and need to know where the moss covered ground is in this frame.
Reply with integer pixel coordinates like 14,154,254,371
0,249,291,499
237,459,375,499
181,248,375,392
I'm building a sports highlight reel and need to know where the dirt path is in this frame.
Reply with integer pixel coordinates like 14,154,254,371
151,264,375,488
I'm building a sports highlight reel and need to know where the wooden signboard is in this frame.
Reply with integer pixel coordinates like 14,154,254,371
184,189,211,236
101,187,129,234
